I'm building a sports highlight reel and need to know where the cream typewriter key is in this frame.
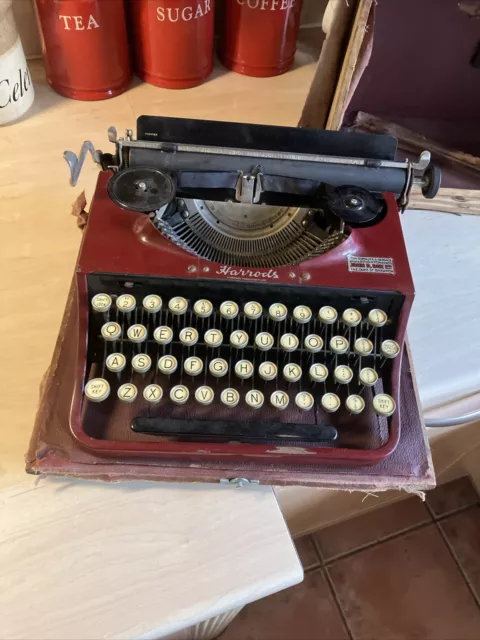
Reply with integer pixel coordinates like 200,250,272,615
270,390,289,410
132,353,152,374
158,355,178,375
255,332,274,351
368,308,388,328
295,391,314,411
319,306,337,324
246,389,264,409
381,339,401,359
143,294,162,313
127,324,147,343
258,361,277,381
204,329,223,348
85,378,110,402
321,392,341,413
235,360,254,379
154,326,173,345
184,356,203,376
293,305,312,324
106,353,126,373
143,384,163,403
354,337,374,356
269,303,287,321
118,383,138,403
101,322,122,342
244,301,263,320
309,363,329,383
334,365,354,384
373,393,396,417
168,296,188,315
193,299,213,318
91,293,112,313
221,388,240,408
330,335,349,354
342,308,362,327
280,333,299,352
179,327,199,346
230,330,249,349
170,385,189,405
209,358,228,377
283,363,302,383
116,294,136,313
195,386,214,406
304,334,323,353
219,300,239,319
359,367,378,387
346,394,365,415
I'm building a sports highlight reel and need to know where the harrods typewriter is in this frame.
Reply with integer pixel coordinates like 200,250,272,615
63,115,440,468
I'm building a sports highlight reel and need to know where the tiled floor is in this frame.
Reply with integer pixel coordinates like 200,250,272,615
219,476,480,640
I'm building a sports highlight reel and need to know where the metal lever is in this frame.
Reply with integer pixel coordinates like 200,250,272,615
64,141,102,187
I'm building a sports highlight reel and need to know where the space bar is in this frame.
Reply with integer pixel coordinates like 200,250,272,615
131,418,338,442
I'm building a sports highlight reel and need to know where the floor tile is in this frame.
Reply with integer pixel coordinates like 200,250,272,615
441,505,480,601
295,535,321,570
312,497,430,561
219,570,349,640
328,524,480,640
426,476,479,518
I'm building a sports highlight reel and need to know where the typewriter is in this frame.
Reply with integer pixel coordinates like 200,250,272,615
64,115,440,467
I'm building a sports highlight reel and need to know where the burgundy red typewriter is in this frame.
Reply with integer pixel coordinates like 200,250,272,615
56,116,440,472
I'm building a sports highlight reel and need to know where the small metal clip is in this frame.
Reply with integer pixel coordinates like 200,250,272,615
220,478,261,488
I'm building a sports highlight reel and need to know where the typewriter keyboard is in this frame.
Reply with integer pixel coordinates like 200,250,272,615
83,277,404,446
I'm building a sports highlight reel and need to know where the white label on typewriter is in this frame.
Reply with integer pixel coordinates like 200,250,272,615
215,265,279,281
348,256,395,275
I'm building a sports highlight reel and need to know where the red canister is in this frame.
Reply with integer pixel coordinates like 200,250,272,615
35,0,131,100
219,0,303,77
129,0,214,89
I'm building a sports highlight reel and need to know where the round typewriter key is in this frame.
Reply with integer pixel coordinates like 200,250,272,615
304,334,323,353
158,355,178,375
127,324,148,343
204,329,223,348
246,389,264,409
91,293,112,313
359,367,378,387
255,332,274,351
280,333,299,352
169,296,188,315
221,388,240,408
258,361,277,381
346,394,365,415
293,305,312,324
154,326,173,345
132,353,152,374
295,391,314,411
195,386,214,405
143,384,163,403
179,327,199,346
235,360,254,379
334,365,354,384
170,385,189,405
101,322,122,342
354,337,374,356
244,301,263,320
319,306,337,324
270,390,289,410
283,363,302,383
368,309,388,328
309,363,329,383
381,339,401,359
116,294,136,313
220,300,239,319
85,378,110,402
269,303,287,321
330,336,349,354
209,358,229,377
342,308,362,327
106,353,126,373
194,299,213,318
118,383,138,403
143,295,162,313
373,393,396,417
230,330,249,349
184,356,203,376
321,392,341,413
